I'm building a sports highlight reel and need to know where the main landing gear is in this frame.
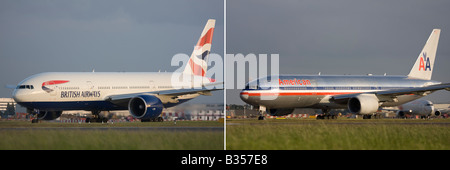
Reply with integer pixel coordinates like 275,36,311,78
141,117,164,122
316,114,338,119
362,113,383,119
85,111,109,123
316,109,338,120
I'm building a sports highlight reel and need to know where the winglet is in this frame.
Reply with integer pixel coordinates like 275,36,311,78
407,29,440,80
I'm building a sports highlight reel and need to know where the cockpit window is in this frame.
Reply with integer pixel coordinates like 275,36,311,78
16,85,34,89
245,80,259,90
245,84,249,90
248,84,258,90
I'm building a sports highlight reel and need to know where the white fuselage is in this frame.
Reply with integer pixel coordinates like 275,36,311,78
12,72,204,111
398,99,435,116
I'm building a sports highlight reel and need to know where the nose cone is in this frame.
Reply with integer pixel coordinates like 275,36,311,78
428,105,435,116
240,90,249,102
12,88,26,103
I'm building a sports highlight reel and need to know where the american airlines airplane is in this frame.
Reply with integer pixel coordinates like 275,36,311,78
240,29,450,119
13,19,220,122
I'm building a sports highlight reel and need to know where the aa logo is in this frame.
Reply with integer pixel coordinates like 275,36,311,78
418,52,431,71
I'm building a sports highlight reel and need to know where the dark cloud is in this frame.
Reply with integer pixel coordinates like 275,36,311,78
227,0,450,104
0,0,223,104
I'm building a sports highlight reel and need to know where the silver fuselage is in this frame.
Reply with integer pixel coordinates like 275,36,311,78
240,75,441,109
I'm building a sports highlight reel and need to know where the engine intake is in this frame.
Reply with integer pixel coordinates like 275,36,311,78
434,110,441,116
129,95,163,119
397,111,406,118
348,94,379,115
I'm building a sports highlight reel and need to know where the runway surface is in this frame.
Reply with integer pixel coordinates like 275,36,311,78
0,126,224,131
226,119,450,126
227,122,450,126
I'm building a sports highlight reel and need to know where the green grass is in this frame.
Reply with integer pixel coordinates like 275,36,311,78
0,120,223,128
3,119,449,150
226,118,450,150
0,120,223,150
0,130,223,150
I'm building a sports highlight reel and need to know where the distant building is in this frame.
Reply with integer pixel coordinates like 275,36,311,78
163,103,224,121
59,103,224,121
435,104,450,110
0,98,16,112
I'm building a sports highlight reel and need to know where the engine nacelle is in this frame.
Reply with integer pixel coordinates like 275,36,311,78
37,111,62,120
348,94,379,115
268,108,294,116
129,95,163,119
396,110,406,118
434,110,441,117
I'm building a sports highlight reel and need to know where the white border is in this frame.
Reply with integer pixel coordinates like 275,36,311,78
223,0,227,151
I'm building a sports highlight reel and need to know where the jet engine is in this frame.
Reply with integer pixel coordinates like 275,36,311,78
129,95,163,120
268,108,295,116
434,110,441,117
396,110,406,118
348,94,379,114
37,111,62,120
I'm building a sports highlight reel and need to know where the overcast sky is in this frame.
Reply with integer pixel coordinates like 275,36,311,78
1,0,449,106
0,0,224,103
227,0,450,104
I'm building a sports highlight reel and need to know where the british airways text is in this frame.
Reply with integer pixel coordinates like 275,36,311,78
60,91,101,98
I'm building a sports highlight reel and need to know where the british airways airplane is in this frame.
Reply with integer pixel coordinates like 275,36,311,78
13,19,220,122
240,29,450,119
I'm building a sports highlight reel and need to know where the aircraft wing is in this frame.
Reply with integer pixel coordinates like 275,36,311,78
332,83,450,103
104,82,223,107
